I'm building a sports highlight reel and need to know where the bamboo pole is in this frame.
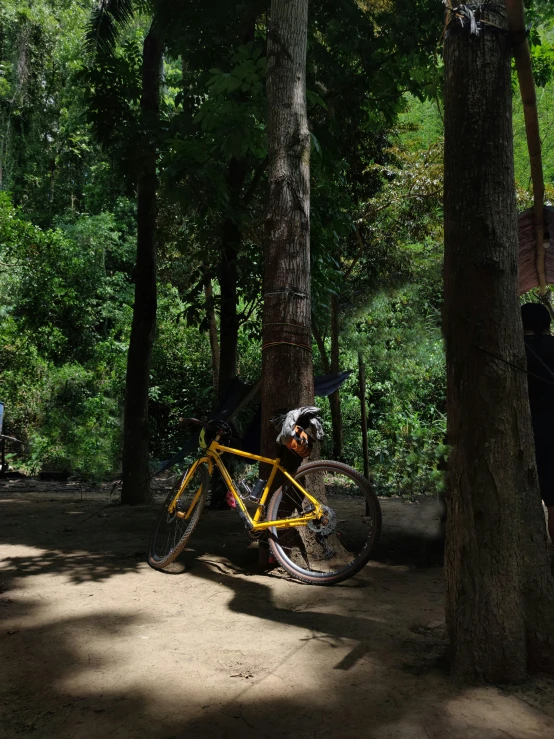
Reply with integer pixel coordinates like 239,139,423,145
506,0,546,294
358,351,370,481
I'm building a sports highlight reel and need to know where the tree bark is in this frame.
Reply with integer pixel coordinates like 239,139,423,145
121,24,162,505
443,0,554,682
261,0,313,463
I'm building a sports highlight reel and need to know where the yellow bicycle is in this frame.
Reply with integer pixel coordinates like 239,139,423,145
148,418,381,585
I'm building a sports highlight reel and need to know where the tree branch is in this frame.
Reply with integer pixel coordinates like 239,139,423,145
312,317,331,374
342,226,367,281
241,156,268,207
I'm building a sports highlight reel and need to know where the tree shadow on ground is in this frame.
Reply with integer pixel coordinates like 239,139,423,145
1,558,553,739
0,491,443,597
1,492,553,738
0,493,157,592
180,553,447,675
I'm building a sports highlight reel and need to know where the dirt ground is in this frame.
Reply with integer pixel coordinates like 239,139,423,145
1,478,554,739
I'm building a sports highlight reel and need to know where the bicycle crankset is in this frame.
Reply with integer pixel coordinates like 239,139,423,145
307,504,337,536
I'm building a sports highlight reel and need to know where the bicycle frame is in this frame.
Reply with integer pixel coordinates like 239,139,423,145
168,437,323,531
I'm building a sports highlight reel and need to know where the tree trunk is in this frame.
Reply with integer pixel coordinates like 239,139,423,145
358,351,370,482
312,318,330,374
313,306,343,457
217,158,245,400
121,25,162,505
216,8,259,400
261,0,313,463
203,270,220,392
443,0,554,682
329,293,343,459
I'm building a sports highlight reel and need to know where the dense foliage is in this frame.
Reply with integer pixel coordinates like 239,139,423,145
0,1,553,494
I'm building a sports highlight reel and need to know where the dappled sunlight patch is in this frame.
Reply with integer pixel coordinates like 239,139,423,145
0,548,144,586
0,543,51,561
444,687,554,737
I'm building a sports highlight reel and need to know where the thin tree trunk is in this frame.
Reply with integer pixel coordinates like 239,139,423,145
443,0,554,682
358,351,370,482
261,0,313,462
329,293,343,459
216,8,259,400
313,307,343,457
312,318,330,374
203,270,220,392
218,158,245,400
121,24,162,505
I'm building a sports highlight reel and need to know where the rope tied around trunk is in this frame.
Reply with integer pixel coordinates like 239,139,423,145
444,2,508,38
264,289,308,299
264,322,308,329
263,290,312,351
261,341,312,353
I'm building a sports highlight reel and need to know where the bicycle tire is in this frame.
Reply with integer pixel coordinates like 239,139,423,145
148,463,209,569
267,460,381,585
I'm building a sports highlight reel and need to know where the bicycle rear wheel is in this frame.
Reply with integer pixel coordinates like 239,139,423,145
267,460,381,585
148,462,209,569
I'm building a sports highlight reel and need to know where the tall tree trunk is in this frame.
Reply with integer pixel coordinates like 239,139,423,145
329,293,343,459
313,300,343,458
121,24,162,505
203,270,220,392
312,304,343,460
216,8,259,400
358,351,370,482
261,0,313,462
312,318,330,374
443,0,554,682
217,158,245,400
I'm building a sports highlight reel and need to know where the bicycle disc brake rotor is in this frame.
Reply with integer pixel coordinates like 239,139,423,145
307,504,337,536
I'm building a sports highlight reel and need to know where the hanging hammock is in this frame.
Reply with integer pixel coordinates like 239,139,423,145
518,207,554,295
507,1,550,297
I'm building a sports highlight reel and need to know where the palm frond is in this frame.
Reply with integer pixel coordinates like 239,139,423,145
85,0,136,58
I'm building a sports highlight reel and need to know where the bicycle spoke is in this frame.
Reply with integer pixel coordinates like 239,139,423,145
148,465,208,568
268,461,381,584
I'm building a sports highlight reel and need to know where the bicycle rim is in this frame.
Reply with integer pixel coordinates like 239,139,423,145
267,460,381,585
148,463,208,569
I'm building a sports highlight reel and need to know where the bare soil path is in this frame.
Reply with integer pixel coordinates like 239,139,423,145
1,479,553,739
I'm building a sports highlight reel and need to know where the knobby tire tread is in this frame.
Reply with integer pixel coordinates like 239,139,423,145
148,463,208,570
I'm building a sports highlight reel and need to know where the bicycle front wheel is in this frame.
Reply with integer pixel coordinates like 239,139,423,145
148,462,209,569
267,460,381,585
